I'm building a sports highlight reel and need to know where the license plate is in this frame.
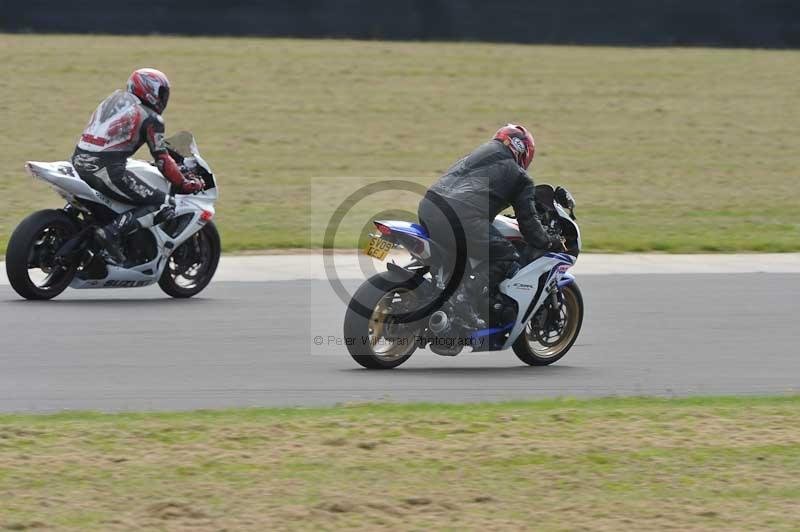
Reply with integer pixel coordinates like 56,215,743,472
364,236,394,261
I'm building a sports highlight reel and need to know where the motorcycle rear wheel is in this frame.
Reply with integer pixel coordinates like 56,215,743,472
343,271,422,369
513,282,583,366
5,209,80,300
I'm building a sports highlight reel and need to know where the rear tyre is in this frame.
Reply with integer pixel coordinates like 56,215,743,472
344,271,422,369
158,221,220,298
513,282,584,366
5,209,80,300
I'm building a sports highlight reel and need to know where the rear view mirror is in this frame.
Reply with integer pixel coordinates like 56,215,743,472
554,186,576,220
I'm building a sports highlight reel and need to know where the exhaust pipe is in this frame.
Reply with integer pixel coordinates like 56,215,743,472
428,310,449,333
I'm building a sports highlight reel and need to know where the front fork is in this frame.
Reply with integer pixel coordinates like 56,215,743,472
535,279,565,332
547,286,564,328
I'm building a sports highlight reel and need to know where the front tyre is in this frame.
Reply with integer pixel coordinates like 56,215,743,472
158,221,220,298
513,282,584,366
5,209,80,300
343,271,422,369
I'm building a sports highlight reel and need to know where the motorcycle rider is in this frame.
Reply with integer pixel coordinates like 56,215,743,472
418,124,563,320
71,68,204,262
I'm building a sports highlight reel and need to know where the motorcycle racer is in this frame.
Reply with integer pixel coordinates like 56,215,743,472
71,68,203,262
418,124,562,304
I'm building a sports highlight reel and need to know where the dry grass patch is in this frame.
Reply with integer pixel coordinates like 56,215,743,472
0,396,798,530
1,35,799,252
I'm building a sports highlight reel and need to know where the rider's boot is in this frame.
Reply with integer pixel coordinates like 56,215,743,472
95,204,175,264
487,260,521,326
95,211,138,264
460,260,517,329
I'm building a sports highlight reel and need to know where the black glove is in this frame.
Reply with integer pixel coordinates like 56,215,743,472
547,235,565,251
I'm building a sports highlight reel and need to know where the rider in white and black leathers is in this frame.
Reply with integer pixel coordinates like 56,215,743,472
71,68,203,262
418,124,562,299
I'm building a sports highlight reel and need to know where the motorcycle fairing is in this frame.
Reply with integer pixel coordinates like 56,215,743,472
557,272,576,288
468,321,515,352
26,161,132,214
499,252,576,350
25,157,215,288
493,214,523,240
68,197,213,289
374,220,432,260
375,220,429,239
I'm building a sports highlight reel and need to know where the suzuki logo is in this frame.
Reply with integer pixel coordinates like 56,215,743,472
104,280,150,288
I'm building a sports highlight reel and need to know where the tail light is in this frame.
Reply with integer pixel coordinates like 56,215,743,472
374,222,391,235
200,210,214,222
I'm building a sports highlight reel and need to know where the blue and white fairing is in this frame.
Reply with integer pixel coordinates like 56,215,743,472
374,219,432,260
374,220,429,240
494,200,581,349
498,252,576,349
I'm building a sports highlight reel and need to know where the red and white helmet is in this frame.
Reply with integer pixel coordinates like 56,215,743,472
493,124,535,170
127,68,171,114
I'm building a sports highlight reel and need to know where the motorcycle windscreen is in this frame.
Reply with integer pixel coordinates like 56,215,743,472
164,130,215,187
164,131,199,159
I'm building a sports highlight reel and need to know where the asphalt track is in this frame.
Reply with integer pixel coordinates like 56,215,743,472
1,273,798,412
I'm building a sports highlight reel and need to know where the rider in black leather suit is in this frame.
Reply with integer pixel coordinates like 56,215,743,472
418,124,562,300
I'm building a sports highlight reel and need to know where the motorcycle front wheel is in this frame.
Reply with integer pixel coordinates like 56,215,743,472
513,282,584,366
5,209,80,300
158,221,221,298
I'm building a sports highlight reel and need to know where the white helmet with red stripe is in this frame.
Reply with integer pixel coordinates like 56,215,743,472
127,68,171,114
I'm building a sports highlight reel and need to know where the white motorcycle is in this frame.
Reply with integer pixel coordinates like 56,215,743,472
343,184,583,369
5,131,220,300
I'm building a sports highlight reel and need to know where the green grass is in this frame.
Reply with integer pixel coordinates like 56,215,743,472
1,396,799,530
2,34,799,253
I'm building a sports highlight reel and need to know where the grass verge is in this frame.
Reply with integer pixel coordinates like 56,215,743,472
1,35,799,253
1,396,799,530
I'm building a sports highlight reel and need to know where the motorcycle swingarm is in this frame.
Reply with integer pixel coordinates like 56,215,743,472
55,226,93,264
